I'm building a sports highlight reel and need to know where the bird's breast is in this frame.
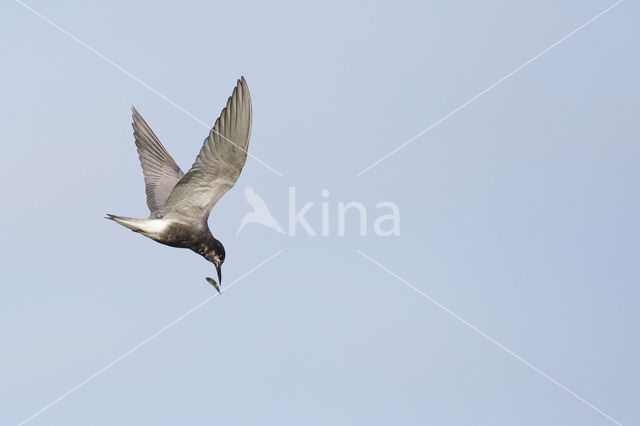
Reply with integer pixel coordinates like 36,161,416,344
154,221,204,249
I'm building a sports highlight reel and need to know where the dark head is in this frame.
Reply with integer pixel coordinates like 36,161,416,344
204,239,226,285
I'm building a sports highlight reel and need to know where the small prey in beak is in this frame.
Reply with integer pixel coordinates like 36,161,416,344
205,276,221,293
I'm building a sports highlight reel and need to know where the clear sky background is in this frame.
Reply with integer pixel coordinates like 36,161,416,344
1,1,638,425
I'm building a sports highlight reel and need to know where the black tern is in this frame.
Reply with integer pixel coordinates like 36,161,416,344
107,77,252,293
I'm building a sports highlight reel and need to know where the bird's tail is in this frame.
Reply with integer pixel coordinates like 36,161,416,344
105,214,146,232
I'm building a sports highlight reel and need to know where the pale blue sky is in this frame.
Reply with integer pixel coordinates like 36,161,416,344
1,1,638,425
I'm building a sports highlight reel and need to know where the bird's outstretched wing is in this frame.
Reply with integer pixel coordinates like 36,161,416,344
131,107,185,217
163,77,252,222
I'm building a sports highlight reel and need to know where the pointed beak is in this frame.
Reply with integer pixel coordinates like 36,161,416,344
216,263,222,287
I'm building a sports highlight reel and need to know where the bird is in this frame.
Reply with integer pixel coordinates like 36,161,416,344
106,77,252,293
236,186,284,235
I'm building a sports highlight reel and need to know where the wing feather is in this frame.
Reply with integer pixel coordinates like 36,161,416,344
163,77,252,221
131,107,184,217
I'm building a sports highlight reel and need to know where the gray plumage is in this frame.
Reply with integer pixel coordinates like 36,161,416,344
132,106,185,218
163,77,252,222
107,76,252,292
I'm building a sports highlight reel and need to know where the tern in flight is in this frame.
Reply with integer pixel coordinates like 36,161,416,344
107,77,252,293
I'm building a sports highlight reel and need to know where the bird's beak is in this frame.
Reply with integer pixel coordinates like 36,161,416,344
216,263,222,288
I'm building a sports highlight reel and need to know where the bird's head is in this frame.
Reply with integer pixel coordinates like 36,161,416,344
205,239,225,287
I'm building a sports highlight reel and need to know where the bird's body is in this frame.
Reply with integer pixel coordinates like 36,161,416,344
107,77,252,290
106,216,205,248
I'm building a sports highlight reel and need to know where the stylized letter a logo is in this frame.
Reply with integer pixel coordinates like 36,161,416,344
236,186,284,235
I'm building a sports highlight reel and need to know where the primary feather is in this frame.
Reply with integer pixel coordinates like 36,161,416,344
163,77,252,222
132,107,184,217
